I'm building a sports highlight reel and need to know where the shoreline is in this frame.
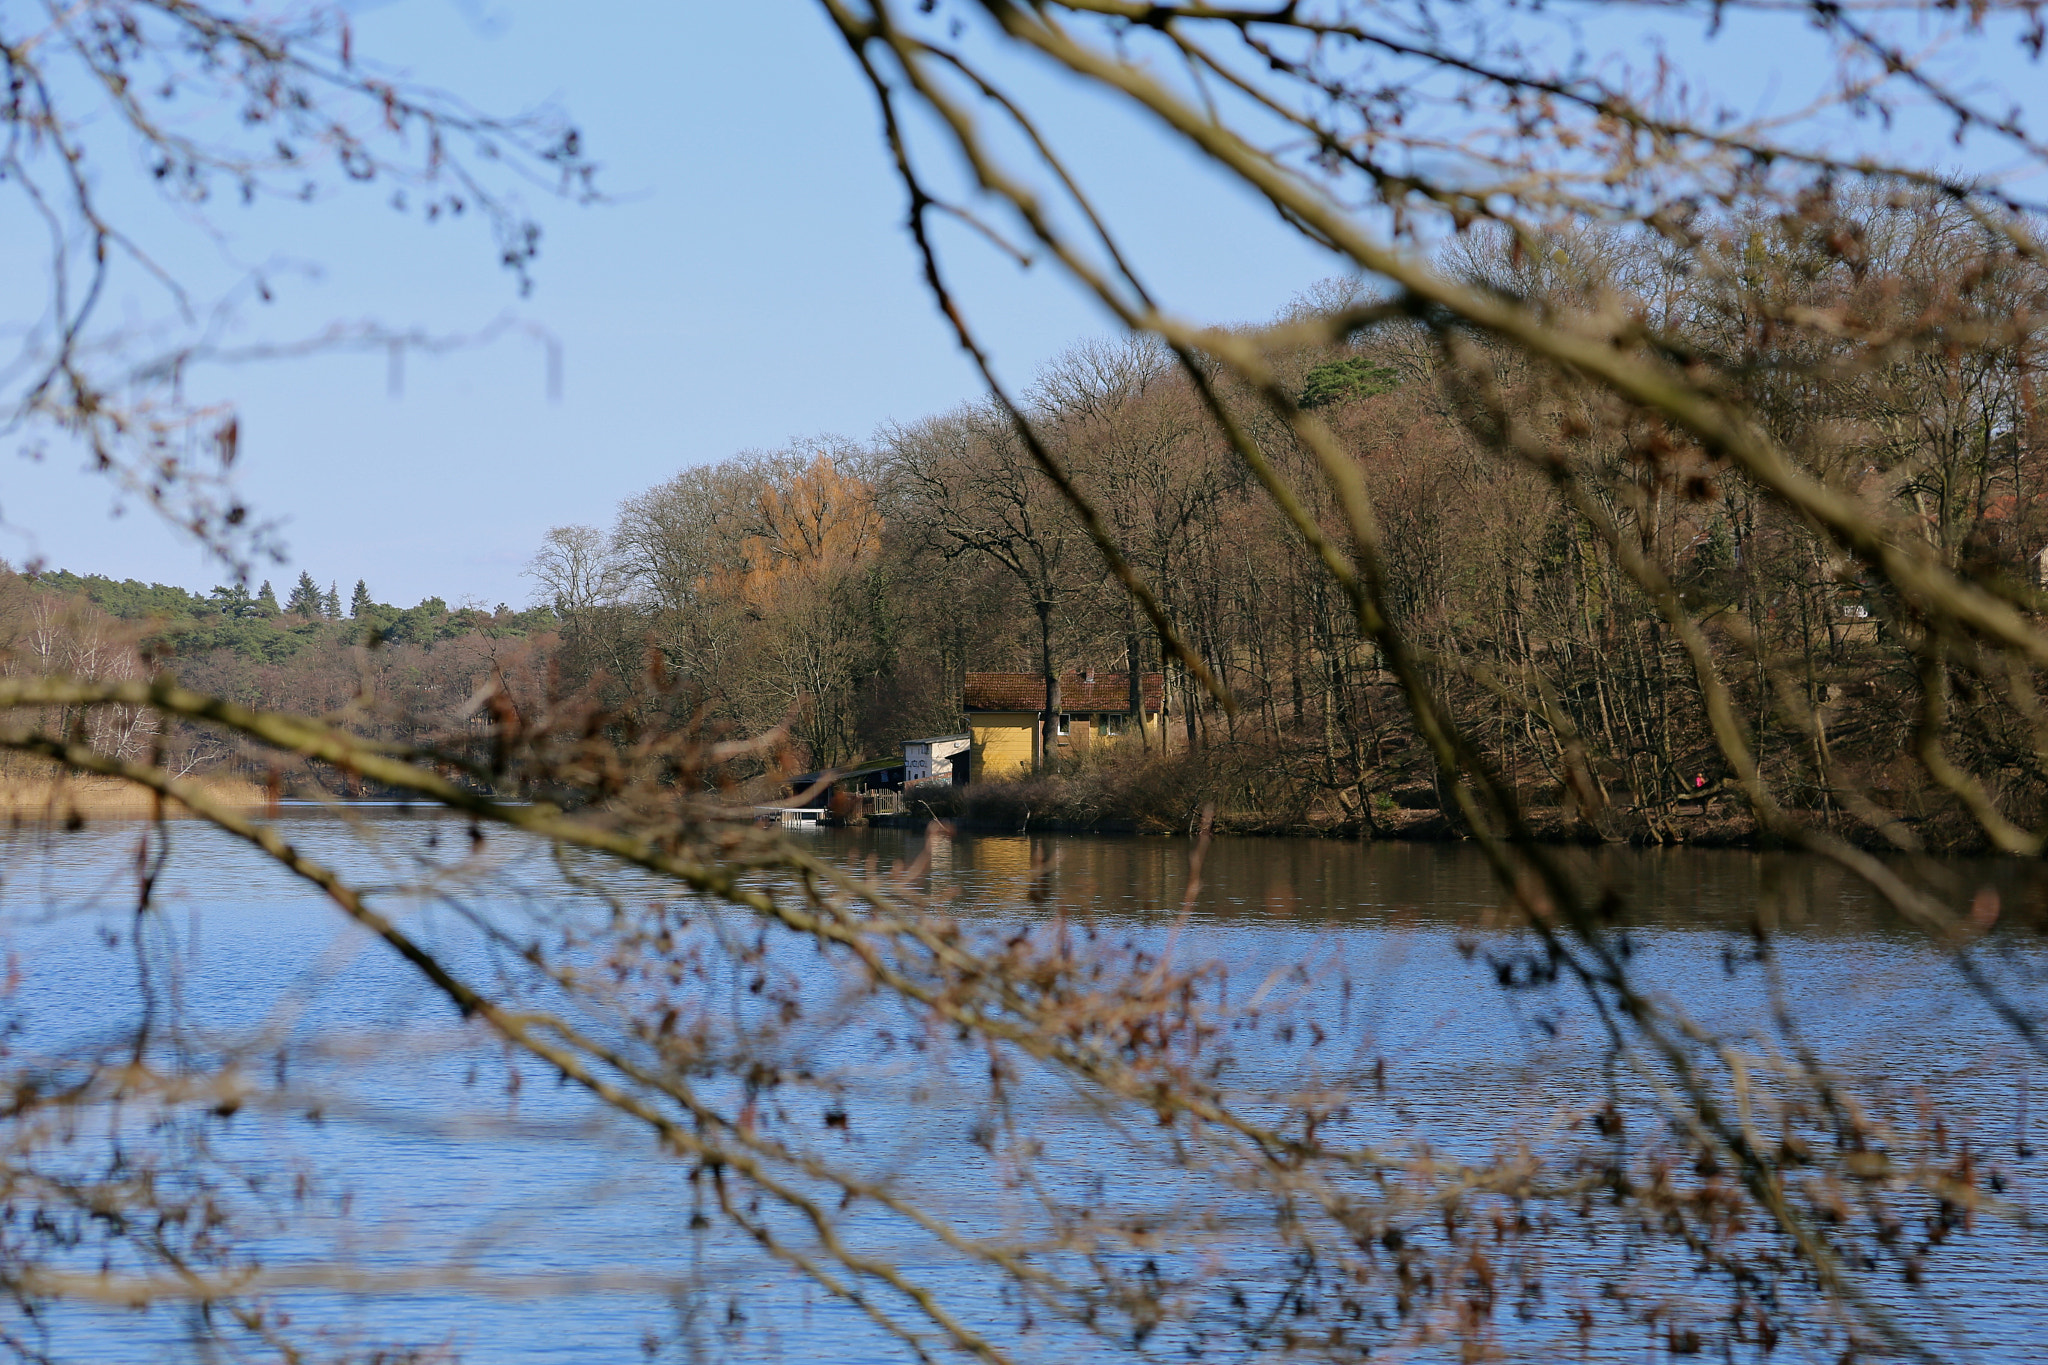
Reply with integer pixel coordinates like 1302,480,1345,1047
0,773,1976,854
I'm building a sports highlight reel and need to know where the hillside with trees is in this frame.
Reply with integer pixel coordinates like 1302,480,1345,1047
528,203,2048,847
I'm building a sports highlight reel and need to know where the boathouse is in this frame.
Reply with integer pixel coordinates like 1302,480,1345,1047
962,670,1166,780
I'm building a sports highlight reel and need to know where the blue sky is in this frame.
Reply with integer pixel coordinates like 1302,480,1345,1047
2,1,1343,606
3,1,2040,607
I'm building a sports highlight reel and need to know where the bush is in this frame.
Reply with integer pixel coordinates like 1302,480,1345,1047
918,744,1328,833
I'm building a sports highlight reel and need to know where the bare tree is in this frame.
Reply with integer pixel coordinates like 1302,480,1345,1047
888,403,1088,769
526,525,622,620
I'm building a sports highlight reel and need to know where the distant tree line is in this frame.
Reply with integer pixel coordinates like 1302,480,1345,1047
25,568,553,649
0,567,560,772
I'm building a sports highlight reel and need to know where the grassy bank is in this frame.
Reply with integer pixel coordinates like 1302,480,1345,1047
0,768,269,822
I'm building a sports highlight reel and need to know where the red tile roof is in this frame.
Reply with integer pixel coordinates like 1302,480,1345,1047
963,672,1164,714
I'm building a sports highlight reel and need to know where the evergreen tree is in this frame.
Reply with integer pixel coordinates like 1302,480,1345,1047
1299,357,1400,409
256,580,280,615
325,582,342,618
285,570,323,617
208,583,260,619
350,579,372,618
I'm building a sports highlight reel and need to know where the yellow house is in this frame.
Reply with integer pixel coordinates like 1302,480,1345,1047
964,671,1167,780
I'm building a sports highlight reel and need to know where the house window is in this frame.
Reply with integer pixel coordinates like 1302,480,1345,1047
1100,713,1122,737
1057,713,1072,737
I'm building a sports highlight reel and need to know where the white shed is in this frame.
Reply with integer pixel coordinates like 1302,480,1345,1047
903,733,970,786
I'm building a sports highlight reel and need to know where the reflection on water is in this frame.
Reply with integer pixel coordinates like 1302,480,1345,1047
854,823,2048,938
0,815,2040,1362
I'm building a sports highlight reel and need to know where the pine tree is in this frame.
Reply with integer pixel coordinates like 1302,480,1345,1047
257,580,280,615
209,583,259,619
285,570,322,617
324,581,342,618
350,579,372,619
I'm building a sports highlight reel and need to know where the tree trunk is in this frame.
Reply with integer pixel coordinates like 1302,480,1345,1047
1125,610,1145,753
1037,598,1058,774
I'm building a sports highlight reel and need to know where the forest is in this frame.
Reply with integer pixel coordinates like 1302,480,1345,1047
521,203,2048,848
12,201,2046,847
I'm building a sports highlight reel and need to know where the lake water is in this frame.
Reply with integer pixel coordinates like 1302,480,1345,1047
0,814,2041,1363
